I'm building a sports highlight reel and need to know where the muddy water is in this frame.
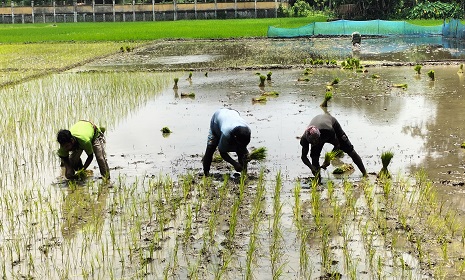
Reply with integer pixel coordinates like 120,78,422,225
95,64,465,213
78,37,465,215
89,37,465,72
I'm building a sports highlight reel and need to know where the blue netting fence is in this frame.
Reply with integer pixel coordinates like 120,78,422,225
268,19,465,38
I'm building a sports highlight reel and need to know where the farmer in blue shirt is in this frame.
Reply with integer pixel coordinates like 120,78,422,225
300,114,367,181
202,108,251,176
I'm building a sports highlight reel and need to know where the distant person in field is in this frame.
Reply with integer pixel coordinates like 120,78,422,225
300,113,367,181
202,108,251,176
57,120,110,180
351,31,361,50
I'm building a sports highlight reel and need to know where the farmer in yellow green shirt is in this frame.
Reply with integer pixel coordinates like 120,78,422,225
57,120,110,179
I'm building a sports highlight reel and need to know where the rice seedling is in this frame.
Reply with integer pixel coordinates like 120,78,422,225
266,71,272,81
461,142,465,148
393,83,408,89
161,126,172,134
188,72,193,80
248,147,267,161
270,171,285,280
330,77,340,85
427,70,435,81
379,151,394,178
181,92,195,98
320,91,333,107
332,163,354,174
323,150,343,167
259,75,266,87
173,77,179,89
458,64,464,74
341,57,361,70
303,68,313,75
293,182,302,230
371,74,380,79
414,64,422,74
252,95,267,103
261,91,279,97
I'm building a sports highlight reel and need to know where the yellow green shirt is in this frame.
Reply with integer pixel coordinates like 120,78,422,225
57,121,96,157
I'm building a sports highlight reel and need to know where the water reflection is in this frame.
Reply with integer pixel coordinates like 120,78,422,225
61,182,109,240
104,66,463,187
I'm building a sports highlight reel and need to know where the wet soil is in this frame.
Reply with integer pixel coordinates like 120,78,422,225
72,37,465,278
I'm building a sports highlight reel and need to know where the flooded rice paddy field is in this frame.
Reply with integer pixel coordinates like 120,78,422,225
1,38,465,279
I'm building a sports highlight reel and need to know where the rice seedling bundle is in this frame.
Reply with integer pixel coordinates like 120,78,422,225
393,83,408,89
427,70,435,81
379,151,394,178
332,163,354,174
248,147,267,161
161,127,172,134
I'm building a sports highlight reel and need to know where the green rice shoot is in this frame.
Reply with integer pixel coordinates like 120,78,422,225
252,96,267,103
161,127,172,134
393,83,408,89
427,70,435,81
261,91,279,97
332,163,354,174
330,77,339,85
248,147,267,161
381,151,394,169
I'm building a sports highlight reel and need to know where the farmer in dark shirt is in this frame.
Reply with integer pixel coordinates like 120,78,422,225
202,108,251,176
300,114,367,180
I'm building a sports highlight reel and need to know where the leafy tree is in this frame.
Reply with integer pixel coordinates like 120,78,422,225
406,1,463,19
292,0,314,17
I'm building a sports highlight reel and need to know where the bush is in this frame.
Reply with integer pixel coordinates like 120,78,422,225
292,0,314,17
406,1,463,20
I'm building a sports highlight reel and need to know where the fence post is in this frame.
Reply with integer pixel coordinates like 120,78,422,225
194,0,197,19
254,0,256,18
152,0,155,21
113,0,115,21
173,0,177,21
73,0,77,22
92,0,95,22
11,1,14,24
53,0,56,23
214,0,217,19
132,0,135,21
31,0,35,23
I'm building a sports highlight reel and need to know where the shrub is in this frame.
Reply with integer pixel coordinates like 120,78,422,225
406,1,463,20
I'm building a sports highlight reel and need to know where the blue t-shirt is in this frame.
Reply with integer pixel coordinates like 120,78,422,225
208,108,250,152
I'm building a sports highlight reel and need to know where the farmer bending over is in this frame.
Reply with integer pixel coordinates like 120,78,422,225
203,108,251,176
300,113,367,181
57,120,110,179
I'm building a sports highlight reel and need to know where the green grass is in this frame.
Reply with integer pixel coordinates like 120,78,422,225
406,19,445,26
0,17,327,43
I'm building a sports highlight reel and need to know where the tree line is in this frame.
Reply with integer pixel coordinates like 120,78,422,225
286,0,464,20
